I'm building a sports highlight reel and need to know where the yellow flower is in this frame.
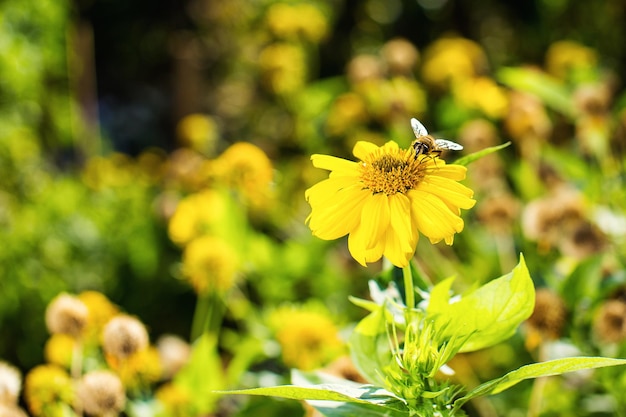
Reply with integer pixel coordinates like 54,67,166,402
211,142,274,210
44,334,75,369
421,37,487,90
269,303,344,371
24,365,74,417
156,383,195,416
454,76,510,119
181,235,239,295
305,139,475,267
258,42,307,95
167,190,229,246
106,346,162,390
176,113,219,155
78,290,119,346
265,3,329,43
545,40,597,80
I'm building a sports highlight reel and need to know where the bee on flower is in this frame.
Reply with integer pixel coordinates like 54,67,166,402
305,118,475,267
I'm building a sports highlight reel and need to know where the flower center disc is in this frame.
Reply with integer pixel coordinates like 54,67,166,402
359,148,426,195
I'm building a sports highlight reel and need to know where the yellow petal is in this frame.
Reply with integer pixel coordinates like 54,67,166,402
345,193,391,266
348,228,384,266
382,227,414,268
425,163,467,181
352,141,380,160
311,154,358,175
388,193,416,254
307,185,370,240
418,176,476,210
305,176,357,204
357,193,391,250
408,189,464,242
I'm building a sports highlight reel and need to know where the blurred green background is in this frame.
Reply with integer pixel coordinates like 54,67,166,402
2,0,626,415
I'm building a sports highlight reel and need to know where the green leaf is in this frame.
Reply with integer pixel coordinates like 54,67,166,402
429,255,535,352
174,333,225,413
456,356,626,408
497,67,576,118
426,276,455,314
349,306,393,386
311,401,410,417
453,142,511,166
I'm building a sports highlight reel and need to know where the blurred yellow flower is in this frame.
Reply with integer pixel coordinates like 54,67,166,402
269,303,344,371
258,42,307,95
421,37,487,90
167,189,228,246
211,142,274,210
305,140,475,267
82,153,136,190
44,334,75,369
265,3,329,43
545,40,597,80
176,113,219,155
106,346,162,390
156,383,195,416
357,77,427,123
454,76,510,119
78,290,119,346
181,235,238,295
325,92,368,137
24,365,74,417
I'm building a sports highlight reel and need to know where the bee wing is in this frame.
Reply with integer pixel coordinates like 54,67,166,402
410,118,429,138
434,139,463,151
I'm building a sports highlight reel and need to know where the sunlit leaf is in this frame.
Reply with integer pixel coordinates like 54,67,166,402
349,306,393,386
429,255,535,352
456,356,626,408
497,67,576,117
174,333,224,413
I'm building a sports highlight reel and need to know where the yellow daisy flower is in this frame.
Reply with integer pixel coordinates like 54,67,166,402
305,139,475,267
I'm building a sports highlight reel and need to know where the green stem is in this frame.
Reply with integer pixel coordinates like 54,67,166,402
190,292,225,342
403,264,415,311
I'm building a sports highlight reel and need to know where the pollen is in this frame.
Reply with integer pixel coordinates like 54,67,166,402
359,148,425,195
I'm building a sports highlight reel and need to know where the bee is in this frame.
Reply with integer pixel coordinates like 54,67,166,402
410,118,463,158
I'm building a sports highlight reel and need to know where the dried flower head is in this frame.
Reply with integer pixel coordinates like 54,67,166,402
0,361,22,405
102,315,149,359
526,288,568,349
347,54,384,85
594,299,626,344
558,221,607,260
78,370,126,416
522,187,586,247
476,192,521,234
156,335,191,380
0,404,28,417
382,38,419,75
45,293,89,338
